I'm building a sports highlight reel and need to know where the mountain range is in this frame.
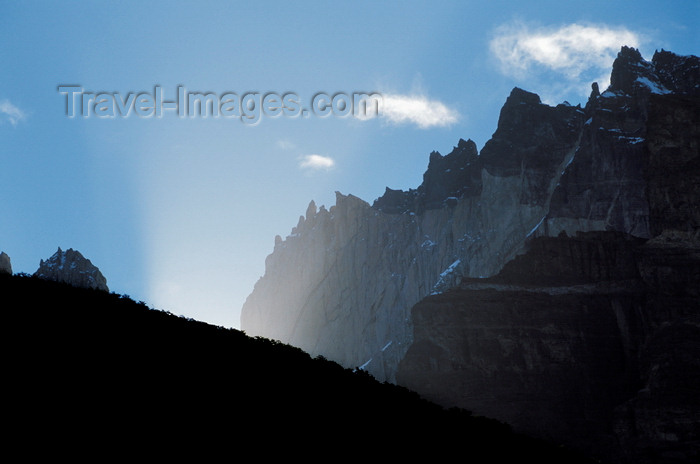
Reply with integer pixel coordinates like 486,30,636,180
3,46,697,463
240,47,700,463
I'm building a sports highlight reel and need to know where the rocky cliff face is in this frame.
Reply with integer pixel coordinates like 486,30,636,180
241,92,589,381
396,231,700,463
395,49,700,463
0,252,11,275
34,247,109,292
242,47,698,377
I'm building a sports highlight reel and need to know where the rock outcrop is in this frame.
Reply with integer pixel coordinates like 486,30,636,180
34,247,109,292
240,48,699,462
0,251,11,274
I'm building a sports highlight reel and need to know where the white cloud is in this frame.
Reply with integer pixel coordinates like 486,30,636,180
379,94,459,129
298,154,335,170
490,22,643,97
0,99,26,125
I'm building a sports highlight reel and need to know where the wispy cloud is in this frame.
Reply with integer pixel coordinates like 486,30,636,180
0,99,27,126
276,139,296,150
379,94,459,129
298,154,335,171
490,22,643,98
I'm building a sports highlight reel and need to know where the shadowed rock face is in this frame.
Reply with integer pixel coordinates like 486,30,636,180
396,231,700,464
479,88,585,207
373,138,483,214
644,92,700,238
34,247,108,292
392,50,700,463
548,47,700,241
0,252,11,275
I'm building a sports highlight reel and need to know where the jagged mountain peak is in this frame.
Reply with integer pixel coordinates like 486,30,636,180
35,247,108,292
608,46,666,96
651,48,700,95
599,46,700,99
305,199,317,220
334,190,369,209
372,137,482,214
427,138,478,164
506,86,543,105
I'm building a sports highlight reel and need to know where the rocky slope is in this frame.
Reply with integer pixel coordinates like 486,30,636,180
242,47,698,375
34,247,109,292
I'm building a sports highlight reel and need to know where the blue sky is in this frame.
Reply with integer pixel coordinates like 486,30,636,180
1,1,698,328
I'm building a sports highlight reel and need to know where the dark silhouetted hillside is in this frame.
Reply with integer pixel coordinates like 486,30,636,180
0,272,595,461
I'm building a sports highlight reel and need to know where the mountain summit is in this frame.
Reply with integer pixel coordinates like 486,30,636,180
34,247,109,292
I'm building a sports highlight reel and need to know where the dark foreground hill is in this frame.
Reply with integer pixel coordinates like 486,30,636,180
0,272,594,461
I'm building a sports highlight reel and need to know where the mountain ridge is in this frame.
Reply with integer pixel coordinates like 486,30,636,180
241,47,699,381
240,46,700,463
0,271,595,461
